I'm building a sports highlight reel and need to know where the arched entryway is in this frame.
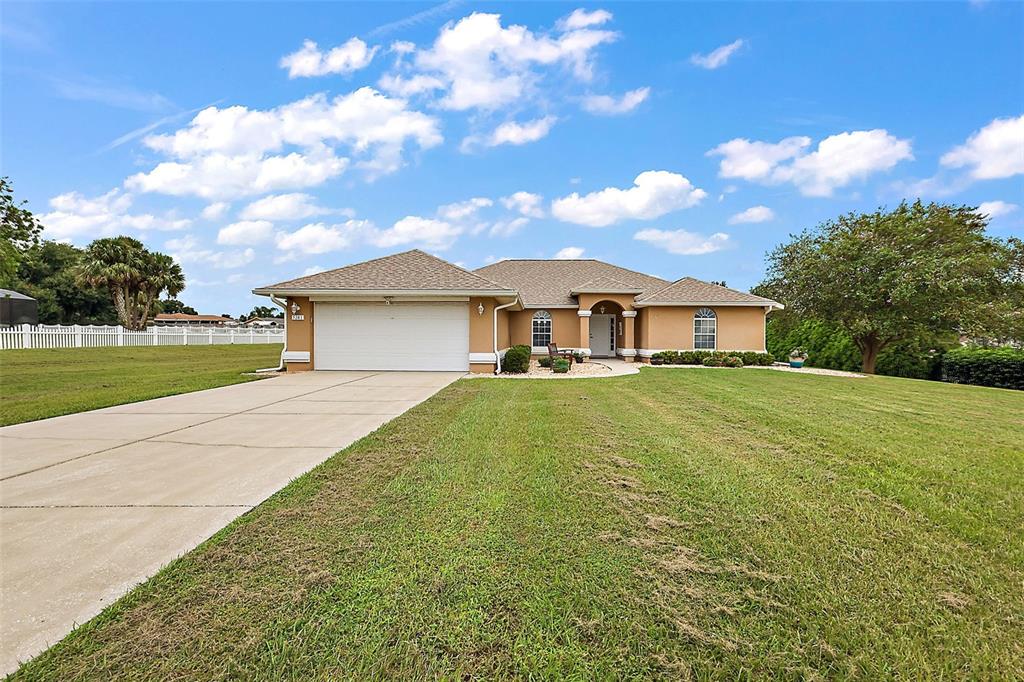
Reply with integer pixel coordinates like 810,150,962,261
587,300,624,358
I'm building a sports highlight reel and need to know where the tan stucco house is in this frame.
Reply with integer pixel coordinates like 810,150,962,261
253,249,782,373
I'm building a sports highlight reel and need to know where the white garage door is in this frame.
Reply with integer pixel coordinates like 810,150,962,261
314,302,469,371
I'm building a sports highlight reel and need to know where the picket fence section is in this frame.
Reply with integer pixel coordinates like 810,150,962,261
0,324,284,350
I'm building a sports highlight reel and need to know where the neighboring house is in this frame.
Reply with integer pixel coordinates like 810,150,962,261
242,317,283,328
0,289,38,326
152,313,237,327
253,249,782,373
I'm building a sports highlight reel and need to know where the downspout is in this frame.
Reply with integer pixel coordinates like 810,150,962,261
256,294,287,373
493,298,518,374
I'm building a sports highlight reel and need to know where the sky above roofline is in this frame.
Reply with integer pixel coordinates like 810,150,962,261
2,1,1021,316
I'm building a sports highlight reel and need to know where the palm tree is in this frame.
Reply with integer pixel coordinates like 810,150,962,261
78,237,184,330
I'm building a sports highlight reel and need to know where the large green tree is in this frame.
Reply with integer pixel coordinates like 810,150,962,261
1,177,44,288
241,305,283,321
757,201,1020,374
77,236,185,330
15,241,118,324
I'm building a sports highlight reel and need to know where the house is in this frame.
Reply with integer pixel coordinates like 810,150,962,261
242,317,283,328
253,249,782,373
152,313,236,327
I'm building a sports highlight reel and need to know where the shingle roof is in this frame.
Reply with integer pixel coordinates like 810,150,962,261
256,249,511,293
636,277,779,306
570,276,645,294
474,259,670,306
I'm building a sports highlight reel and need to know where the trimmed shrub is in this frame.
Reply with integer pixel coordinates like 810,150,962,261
552,358,570,374
739,351,774,366
538,356,553,368
941,347,1024,390
722,355,744,368
503,345,531,374
702,356,722,367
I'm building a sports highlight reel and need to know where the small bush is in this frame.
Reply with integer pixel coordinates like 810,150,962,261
941,347,1024,390
739,351,774,366
538,356,553,368
722,355,744,368
552,358,570,374
503,345,531,374
702,356,722,367
651,351,671,363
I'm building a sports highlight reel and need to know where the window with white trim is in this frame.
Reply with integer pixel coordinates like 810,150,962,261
694,307,717,349
532,310,552,348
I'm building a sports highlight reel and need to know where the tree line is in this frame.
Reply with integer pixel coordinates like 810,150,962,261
1,178,281,327
3,176,1021,371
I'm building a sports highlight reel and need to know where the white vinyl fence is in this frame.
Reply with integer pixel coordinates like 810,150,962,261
0,324,283,351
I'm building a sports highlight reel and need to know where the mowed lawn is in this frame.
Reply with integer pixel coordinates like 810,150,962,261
11,369,1024,679
0,344,283,426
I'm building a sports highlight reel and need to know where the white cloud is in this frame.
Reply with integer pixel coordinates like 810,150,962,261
708,130,913,197
397,12,618,112
126,148,350,199
129,88,442,197
165,234,255,269
557,8,613,31
39,189,191,241
280,38,378,78
143,89,440,162
377,73,446,97
633,229,729,255
707,136,810,181
302,266,324,277
554,246,585,259
551,170,707,227
438,197,493,221
978,200,1019,219
369,216,461,250
201,202,230,220
690,39,745,70
488,216,529,238
501,191,545,218
239,193,340,221
940,115,1024,180
216,220,274,245
476,116,557,149
275,221,363,255
582,87,649,115
728,205,775,224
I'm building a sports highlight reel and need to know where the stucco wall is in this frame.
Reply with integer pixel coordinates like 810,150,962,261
509,308,581,348
641,305,767,351
284,296,314,371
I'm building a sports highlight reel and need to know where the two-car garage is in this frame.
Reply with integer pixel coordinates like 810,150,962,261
313,302,470,372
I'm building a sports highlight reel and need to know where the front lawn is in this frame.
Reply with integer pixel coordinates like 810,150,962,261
0,344,283,426
11,369,1023,679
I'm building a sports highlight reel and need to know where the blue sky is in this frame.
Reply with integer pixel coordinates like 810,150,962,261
2,1,1022,316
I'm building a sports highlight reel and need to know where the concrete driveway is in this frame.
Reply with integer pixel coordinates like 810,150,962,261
0,370,462,674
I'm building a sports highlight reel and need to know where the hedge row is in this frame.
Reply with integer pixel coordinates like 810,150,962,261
650,350,774,366
941,347,1024,390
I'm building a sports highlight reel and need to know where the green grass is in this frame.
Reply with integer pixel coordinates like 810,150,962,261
0,344,283,426
10,369,1024,679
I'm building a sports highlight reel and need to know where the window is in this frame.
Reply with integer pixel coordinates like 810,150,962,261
532,310,552,348
694,307,716,349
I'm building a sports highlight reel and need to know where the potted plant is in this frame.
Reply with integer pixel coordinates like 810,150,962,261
789,348,808,368
573,350,586,364
552,358,570,374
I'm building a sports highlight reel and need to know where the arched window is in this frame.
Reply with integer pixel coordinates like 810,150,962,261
532,310,552,348
694,307,716,349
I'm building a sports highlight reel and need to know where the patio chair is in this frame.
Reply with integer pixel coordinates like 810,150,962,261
548,343,573,365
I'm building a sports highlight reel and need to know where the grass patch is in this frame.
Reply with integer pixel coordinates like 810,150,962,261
9,369,1024,679
0,344,283,426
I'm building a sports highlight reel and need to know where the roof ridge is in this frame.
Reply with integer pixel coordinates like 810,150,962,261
636,275,777,304
414,249,510,290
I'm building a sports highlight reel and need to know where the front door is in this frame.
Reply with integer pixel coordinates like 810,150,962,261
589,314,615,357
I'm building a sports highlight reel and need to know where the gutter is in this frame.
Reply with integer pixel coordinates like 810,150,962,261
255,294,287,373
493,298,518,374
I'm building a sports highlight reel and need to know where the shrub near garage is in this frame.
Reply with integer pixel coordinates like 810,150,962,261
941,347,1024,390
503,345,531,374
